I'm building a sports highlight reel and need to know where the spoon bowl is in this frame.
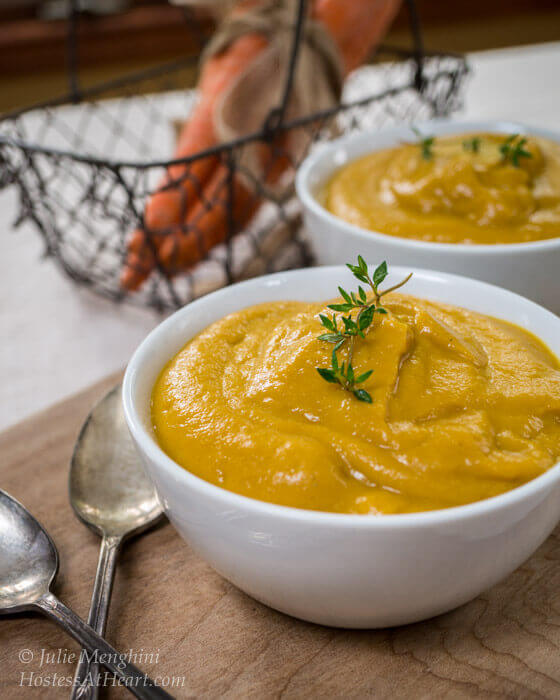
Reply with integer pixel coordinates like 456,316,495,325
0,490,58,613
69,385,162,537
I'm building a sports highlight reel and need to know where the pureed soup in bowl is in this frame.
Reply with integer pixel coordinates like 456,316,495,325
296,121,560,312
124,265,560,627
325,132,560,245
151,259,560,516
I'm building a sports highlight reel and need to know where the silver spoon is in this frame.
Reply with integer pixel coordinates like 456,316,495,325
69,385,164,700
0,489,171,699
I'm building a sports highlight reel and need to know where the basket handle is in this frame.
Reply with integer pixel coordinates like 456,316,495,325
405,0,426,92
262,0,308,135
67,0,82,102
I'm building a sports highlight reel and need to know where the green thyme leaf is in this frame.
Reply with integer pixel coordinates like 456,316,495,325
342,316,358,334
358,305,375,331
499,134,532,167
331,348,339,370
351,291,366,307
422,137,434,160
411,127,435,160
373,261,388,287
355,369,373,384
348,270,369,285
316,368,338,383
353,388,372,403
318,333,344,343
338,286,352,304
328,302,353,312
463,137,481,153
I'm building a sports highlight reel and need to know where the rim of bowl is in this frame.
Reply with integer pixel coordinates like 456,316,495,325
295,118,560,255
123,265,560,528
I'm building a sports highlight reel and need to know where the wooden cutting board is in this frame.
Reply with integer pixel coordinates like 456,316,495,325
2,375,560,699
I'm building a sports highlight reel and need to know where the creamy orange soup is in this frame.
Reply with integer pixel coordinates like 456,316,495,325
325,132,560,244
152,294,560,514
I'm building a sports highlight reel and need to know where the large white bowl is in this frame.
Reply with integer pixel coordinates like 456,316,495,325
123,266,560,628
296,120,560,313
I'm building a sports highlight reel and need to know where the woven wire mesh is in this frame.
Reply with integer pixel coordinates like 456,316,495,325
0,45,467,311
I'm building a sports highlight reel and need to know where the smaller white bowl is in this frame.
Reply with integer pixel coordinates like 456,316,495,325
296,120,560,313
123,266,560,628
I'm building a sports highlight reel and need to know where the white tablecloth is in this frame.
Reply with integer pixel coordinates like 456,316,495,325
1,41,559,432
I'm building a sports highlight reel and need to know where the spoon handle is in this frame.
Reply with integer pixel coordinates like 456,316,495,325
35,592,173,700
71,534,121,700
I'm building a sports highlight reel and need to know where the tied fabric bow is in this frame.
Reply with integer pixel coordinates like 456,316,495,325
121,0,402,292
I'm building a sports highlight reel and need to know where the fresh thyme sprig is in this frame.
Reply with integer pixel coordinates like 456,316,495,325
316,257,412,403
499,134,532,167
463,136,481,153
411,126,435,160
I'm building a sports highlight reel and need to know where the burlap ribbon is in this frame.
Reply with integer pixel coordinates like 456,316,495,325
167,1,344,289
200,0,344,187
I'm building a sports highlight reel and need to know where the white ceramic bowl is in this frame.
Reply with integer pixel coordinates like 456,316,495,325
296,120,560,313
123,266,560,628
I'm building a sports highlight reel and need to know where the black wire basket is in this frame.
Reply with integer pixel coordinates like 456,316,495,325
0,0,468,311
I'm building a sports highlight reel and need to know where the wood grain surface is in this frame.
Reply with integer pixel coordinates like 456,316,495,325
2,374,560,699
